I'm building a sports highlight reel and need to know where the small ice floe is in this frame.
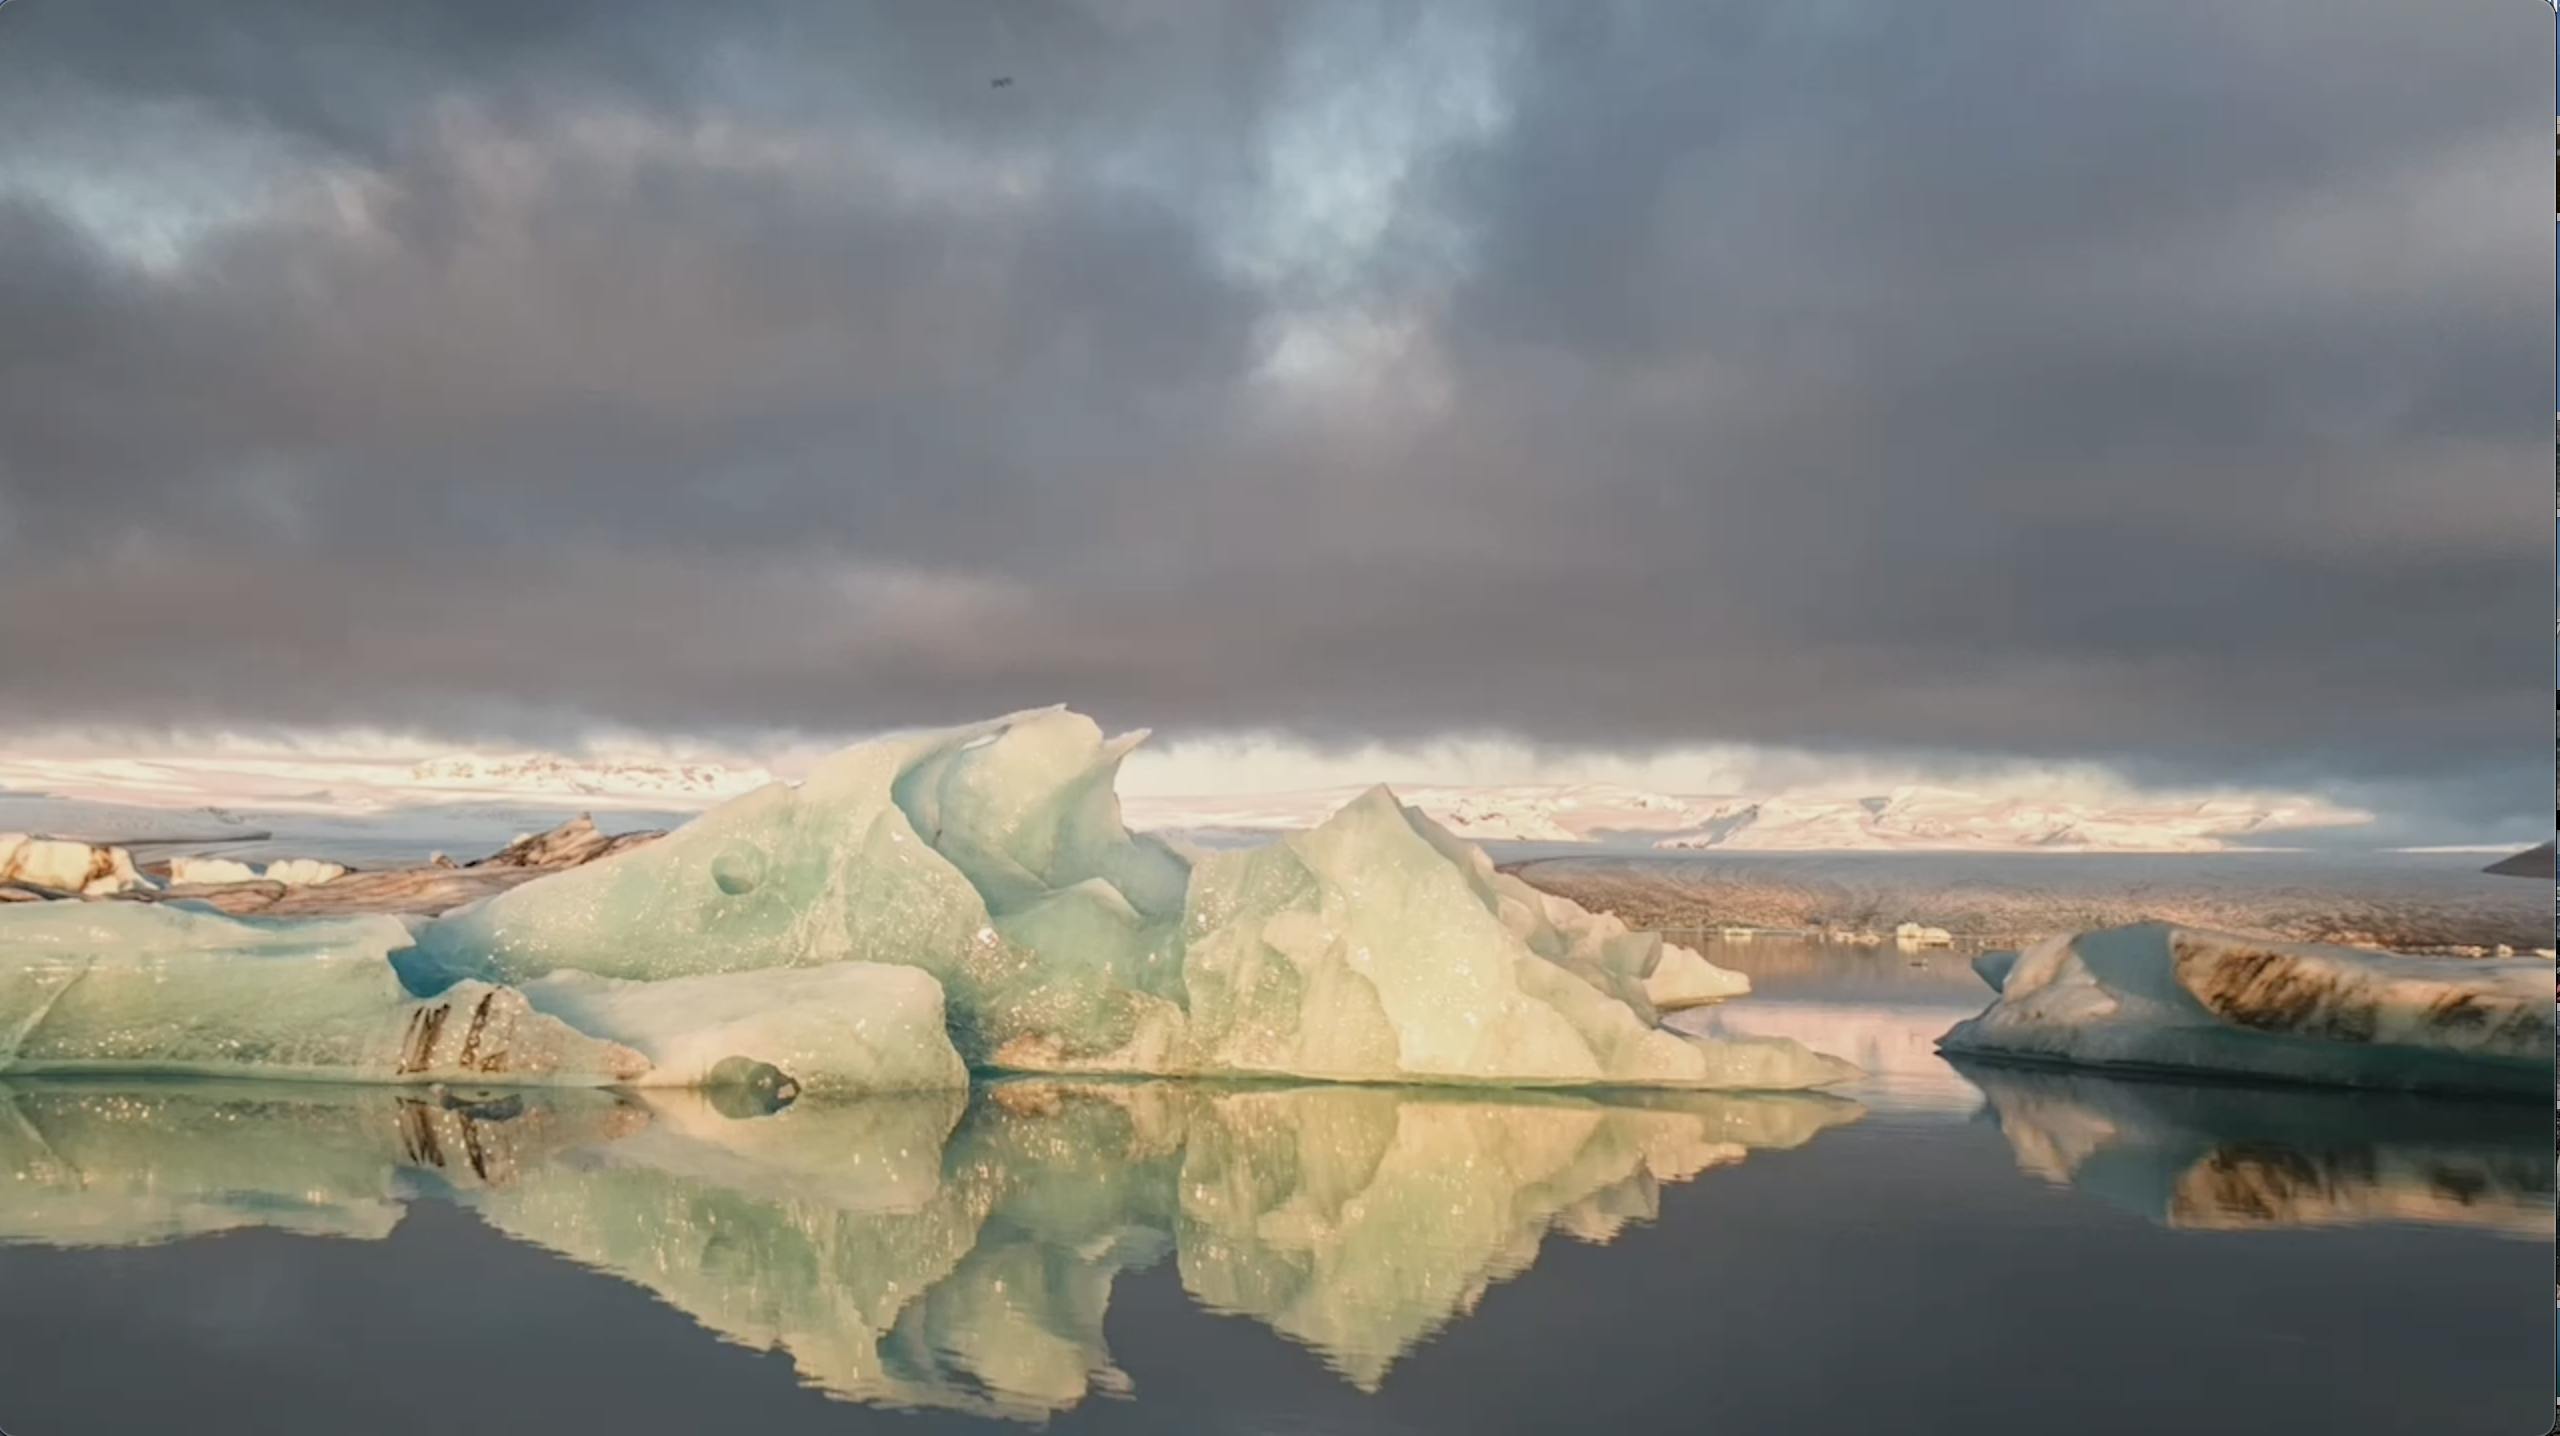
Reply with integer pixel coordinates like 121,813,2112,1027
167,855,347,888
1941,921,2551,1097
167,855,261,886
0,834,153,897
262,857,349,887
1893,922,1954,948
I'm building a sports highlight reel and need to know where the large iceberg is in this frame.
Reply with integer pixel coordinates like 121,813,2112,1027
406,708,1828,1090
0,709,1834,1093
1939,922,2551,1097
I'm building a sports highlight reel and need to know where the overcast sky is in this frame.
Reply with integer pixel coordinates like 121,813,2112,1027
0,1,2546,836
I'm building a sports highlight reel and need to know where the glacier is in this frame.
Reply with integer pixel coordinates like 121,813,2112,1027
403,708,1833,1090
1938,921,2551,1097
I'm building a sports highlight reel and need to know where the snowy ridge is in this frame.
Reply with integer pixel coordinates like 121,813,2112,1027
0,750,774,817
3,748,2366,854
1653,786,2358,852
1125,781,2365,852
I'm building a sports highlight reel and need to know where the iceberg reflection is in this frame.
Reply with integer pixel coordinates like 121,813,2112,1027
1952,1061,2552,1238
0,1079,644,1247
0,1076,1860,1418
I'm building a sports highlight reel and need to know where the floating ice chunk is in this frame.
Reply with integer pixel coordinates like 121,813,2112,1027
0,833,151,895
0,902,647,1085
518,963,968,1097
1894,922,1954,947
262,857,348,887
1939,921,2551,1096
1643,945,1752,1010
167,855,261,886
1180,788,1847,1088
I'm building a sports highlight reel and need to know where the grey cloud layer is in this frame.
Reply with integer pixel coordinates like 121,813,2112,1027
0,1,2545,827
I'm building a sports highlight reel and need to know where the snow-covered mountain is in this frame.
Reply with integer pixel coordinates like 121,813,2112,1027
1122,782,1701,846
0,748,2367,856
1123,781,2366,852
1649,786,2358,853
0,750,774,817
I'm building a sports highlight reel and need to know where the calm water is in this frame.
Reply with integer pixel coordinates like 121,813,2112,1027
0,941,2547,1435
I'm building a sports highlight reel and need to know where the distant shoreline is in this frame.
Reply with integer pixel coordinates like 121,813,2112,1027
1505,851,2553,954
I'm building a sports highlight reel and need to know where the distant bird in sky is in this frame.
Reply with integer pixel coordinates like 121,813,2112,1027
991,76,1013,88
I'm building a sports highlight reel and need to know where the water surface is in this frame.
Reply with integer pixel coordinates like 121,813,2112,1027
0,941,2546,1434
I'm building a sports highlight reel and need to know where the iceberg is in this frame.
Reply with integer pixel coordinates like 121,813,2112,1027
409,708,1827,1090
0,902,649,1084
8,709,1830,1093
1179,787,1813,1086
0,902,983,1095
1642,943,1750,1009
405,710,1191,1068
1939,922,2551,1097
1954,1061,2551,1237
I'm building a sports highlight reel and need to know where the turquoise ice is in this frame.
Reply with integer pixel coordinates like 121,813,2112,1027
409,708,1843,1089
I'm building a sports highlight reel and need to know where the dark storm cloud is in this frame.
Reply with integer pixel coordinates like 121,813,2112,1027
0,0,2544,826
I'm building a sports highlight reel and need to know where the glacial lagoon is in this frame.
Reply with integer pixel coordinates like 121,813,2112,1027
0,939,2543,1435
